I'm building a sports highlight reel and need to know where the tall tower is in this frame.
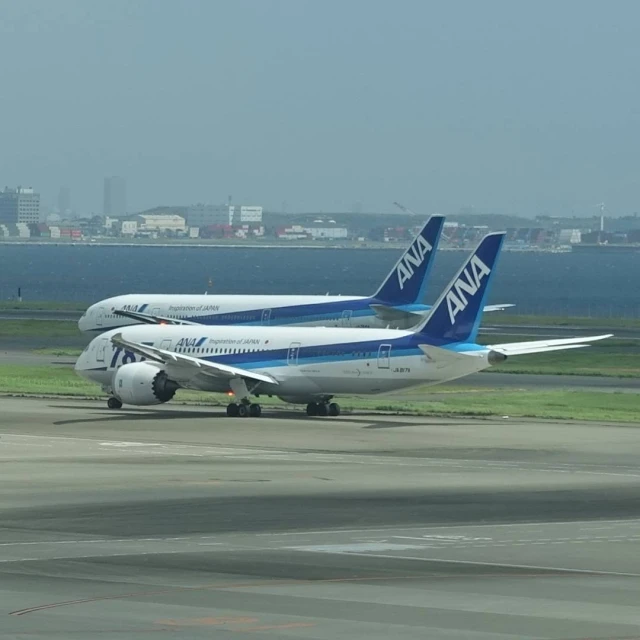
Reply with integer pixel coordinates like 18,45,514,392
103,177,127,216
58,186,71,216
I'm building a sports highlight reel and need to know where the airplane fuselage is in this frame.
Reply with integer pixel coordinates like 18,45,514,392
76,324,492,403
78,294,430,333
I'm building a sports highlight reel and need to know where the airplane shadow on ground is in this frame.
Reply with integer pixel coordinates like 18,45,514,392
50,404,421,429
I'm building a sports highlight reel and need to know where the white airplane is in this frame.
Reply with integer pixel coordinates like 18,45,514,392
75,232,611,417
77,215,512,333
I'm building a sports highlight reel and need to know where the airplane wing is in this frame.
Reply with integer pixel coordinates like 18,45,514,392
488,334,613,356
110,333,278,385
113,309,200,326
370,303,516,329
483,304,515,312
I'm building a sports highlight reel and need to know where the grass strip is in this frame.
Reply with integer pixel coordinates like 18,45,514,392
478,335,640,378
31,347,84,357
0,301,86,311
0,320,81,338
485,314,640,330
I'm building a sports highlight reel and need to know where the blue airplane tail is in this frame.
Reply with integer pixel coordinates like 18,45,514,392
373,215,445,305
414,232,505,344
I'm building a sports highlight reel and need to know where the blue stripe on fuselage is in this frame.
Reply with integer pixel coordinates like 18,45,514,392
182,299,430,327
174,335,485,371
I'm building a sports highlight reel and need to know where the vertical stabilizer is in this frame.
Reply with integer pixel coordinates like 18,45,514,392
373,215,445,305
415,232,505,343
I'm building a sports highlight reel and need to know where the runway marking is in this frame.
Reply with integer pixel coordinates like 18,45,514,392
0,535,227,548
298,550,640,578
4,432,640,478
257,518,640,537
7,574,436,616
233,622,317,632
159,616,259,627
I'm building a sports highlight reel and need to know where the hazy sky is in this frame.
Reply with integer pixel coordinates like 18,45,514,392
1,0,639,216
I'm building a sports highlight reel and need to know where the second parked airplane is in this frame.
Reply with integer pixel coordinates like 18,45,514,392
78,216,511,333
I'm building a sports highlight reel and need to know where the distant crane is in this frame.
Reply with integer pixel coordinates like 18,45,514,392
594,202,607,232
393,201,454,242
393,201,417,216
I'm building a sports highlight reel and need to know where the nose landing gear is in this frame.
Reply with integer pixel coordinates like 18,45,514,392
107,397,123,410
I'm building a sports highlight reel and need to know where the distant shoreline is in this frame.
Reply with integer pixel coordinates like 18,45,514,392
0,240,569,252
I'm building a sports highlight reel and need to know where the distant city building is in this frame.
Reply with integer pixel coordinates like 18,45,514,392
135,213,186,233
103,176,126,217
120,220,138,236
558,229,582,244
186,204,263,228
0,186,40,224
231,206,263,225
304,219,348,240
57,186,71,215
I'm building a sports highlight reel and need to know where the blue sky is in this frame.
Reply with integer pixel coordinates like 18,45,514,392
1,0,638,216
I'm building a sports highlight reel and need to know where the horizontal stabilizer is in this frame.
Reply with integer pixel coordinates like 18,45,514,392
417,343,480,370
114,309,200,326
489,334,613,356
371,302,515,330
370,304,423,329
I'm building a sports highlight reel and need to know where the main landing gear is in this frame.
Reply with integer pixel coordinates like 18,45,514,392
107,397,123,409
226,377,262,418
306,400,340,417
226,402,262,418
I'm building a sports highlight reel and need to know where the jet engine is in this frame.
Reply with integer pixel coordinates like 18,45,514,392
112,362,178,406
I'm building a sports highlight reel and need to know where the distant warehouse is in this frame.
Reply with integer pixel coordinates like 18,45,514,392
186,204,263,227
135,214,186,233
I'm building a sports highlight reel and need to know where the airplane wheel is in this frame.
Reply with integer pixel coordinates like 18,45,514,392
107,397,122,410
226,403,239,417
316,402,328,417
306,402,317,417
328,402,340,417
238,404,250,418
249,403,262,417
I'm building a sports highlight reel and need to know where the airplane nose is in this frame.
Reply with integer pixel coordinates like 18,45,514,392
74,350,89,379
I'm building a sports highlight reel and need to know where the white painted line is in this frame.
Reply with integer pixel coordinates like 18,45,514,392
257,518,640,537
302,550,640,578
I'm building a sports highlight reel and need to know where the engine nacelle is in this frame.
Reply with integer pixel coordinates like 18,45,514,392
112,362,178,406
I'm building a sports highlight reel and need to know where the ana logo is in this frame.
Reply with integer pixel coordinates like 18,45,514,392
445,255,491,324
396,235,433,290
176,337,207,348
121,304,140,312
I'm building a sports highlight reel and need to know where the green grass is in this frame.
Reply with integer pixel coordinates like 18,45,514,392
0,301,86,311
0,320,80,338
0,364,97,396
477,335,640,377
343,390,640,423
32,347,83,357
1,363,639,423
485,314,640,330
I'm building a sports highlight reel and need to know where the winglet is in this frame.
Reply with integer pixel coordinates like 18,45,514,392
373,215,445,305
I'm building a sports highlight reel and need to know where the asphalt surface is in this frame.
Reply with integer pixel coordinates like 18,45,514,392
2,398,640,639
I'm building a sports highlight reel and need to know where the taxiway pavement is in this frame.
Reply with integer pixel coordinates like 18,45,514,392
1,398,640,638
